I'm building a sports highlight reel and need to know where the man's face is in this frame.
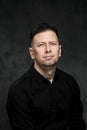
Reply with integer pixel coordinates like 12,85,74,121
29,30,61,68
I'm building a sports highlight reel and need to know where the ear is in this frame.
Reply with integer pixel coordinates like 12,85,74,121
59,45,62,57
29,47,35,59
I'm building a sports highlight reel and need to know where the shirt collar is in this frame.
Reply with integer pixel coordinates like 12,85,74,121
30,63,59,84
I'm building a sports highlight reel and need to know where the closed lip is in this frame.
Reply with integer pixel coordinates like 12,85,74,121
43,55,54,58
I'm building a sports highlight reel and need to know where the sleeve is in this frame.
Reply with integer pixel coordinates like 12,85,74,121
69,78,86,130
6,85,34,130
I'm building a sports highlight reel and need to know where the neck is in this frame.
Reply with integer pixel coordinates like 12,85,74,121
34,63,56,83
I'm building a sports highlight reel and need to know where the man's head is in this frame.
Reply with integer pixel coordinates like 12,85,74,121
29,22,61,69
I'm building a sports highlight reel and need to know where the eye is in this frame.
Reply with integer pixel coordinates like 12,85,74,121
38,42,45,47
38,43,43,47
50,42,57,45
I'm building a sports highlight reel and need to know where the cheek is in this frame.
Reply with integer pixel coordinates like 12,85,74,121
54,49,60,58
34,50,43,58
57,47,61,54
53,48,59,54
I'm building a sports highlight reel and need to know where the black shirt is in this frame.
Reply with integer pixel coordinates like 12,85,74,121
6,64,86,130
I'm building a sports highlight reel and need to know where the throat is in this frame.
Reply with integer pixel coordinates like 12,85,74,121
34,64,56,83
45,71,55,83
34,63,56,83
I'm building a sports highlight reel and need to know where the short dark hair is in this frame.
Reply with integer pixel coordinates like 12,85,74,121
29,22,59,46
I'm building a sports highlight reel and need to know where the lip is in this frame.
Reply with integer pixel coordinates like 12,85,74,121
43,55,54,59
43,55,53,57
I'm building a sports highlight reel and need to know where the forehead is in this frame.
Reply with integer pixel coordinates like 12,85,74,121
33,30,59,42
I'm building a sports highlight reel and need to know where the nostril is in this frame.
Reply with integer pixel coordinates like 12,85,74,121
45,50,51,53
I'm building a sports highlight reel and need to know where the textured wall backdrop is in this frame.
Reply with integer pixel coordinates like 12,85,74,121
0,0,87,129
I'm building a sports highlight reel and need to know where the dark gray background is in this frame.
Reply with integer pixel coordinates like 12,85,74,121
0,0,87,129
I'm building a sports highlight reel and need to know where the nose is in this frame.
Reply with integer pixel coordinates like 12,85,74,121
45,43,51,53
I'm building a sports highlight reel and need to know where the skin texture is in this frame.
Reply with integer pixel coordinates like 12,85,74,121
29,30,61,82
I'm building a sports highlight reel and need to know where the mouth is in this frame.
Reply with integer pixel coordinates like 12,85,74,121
43,56,54,60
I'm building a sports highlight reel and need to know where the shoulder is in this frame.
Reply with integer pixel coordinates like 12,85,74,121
57,68,74,81
8,69,32,100
57,68,80,93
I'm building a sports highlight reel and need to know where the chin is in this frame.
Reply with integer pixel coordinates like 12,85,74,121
42,62,57,67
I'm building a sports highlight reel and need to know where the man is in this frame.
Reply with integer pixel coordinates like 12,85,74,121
6,22,86,130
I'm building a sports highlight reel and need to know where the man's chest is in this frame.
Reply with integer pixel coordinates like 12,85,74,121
30,80,73,119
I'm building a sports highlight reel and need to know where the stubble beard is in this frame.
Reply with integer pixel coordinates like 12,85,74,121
41,59,58,68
